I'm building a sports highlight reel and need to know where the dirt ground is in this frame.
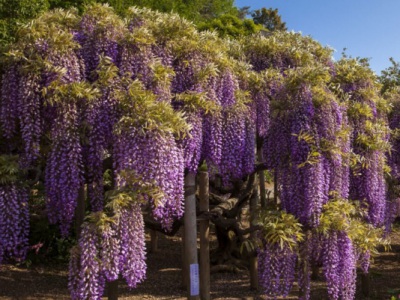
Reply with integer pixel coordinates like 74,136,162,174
1,226,400,300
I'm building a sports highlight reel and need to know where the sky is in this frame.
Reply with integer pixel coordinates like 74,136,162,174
235,0,400,74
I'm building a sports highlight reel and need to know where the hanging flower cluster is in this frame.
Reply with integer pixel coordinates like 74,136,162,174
243,33,388,300
256,211,303,299
333,59,390,227
69,203,146,299
0,184,29,264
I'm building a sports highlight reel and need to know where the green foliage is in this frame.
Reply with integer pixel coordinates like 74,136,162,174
318,198,356,233
189,0,237,22
380,57,400,95
0,0,263,69
241,31,334,71
175,91,220,114
348,219,389,254
347,101,374,118
257,210,304,251
334,57,391,160
84,170,164,233
292,130,321,168
317,198,389,254
0,0,239,51
251,7,287,32
76,2,125,52
107,170,164,208
2,8,81,75
355,119,391,152
44,81,100,106
29,185,76,263
48,0,238,23
0,155,21,184
125,7,197,45
115,77,190,138
48,0,86,11
334,57,378,88
0,0,50,47
198,14,262,38
0,0,49,19
284,65,332,91
237,6,250,20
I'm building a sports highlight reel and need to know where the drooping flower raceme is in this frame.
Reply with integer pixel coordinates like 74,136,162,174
114,128,184,230
0,185,29,264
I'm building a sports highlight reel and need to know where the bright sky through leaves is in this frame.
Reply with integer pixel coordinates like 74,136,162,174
235,0,400,74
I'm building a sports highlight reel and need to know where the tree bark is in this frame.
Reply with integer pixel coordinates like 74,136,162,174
184,172,200,299
257,149,267,208
273,169,278,205
199,171,210,300
107,281,119,300
249,183,258,290
150,230,158,253
361,272,371,297
75,185,85,240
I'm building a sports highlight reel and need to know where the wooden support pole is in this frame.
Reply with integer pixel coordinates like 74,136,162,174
198,171,210,300
182,229,188,289
273,169,278,206
361,272,371,297
184,172,200,300
150,230,158,253
107,281,119,300
75,185,86,240
249,182,259,290
257,149,267,208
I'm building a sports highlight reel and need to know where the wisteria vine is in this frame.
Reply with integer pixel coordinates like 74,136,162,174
0,5,394,300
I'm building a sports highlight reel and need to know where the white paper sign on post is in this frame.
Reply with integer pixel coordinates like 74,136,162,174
190,263,200,296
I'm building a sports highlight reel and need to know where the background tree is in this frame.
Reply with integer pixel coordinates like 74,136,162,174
198,14,262,38
380,57,400,95
237,6,250,20
0,0,253,47
251,7,287,31
47,0,239,23
0,0,49,47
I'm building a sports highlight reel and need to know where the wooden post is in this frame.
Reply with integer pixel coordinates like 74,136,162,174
361,272,371,297
182,229,188,289
198,171,210,300
249,183,259,290
75,185,86,240
184,172,200,300
257,149,267,208
150,230,158,253
273,169,278,206
311,265,319,280
108,281,119,300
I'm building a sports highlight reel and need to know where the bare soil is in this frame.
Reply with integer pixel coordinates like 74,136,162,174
1,226,400,300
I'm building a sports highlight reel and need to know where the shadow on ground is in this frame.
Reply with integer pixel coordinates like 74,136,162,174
1,227,400,300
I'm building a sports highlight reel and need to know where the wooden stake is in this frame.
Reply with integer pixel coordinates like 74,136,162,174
273,169,278,206
75,185,86,240
107,280,118,300
150,230,158,253
257,149,267,208
361,272,371,297
182,228,188,289
198,171,210,300
184,172,200,300
249,183,259,290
